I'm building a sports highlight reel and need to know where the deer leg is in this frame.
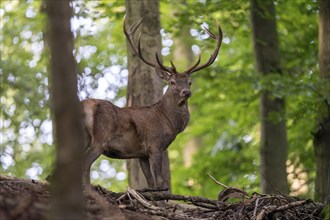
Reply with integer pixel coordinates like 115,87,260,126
83,145,103,190
150,151,164,188
139,158,155,188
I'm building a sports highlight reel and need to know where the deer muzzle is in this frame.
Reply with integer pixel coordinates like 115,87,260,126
178,89,192,106
180,89,192,98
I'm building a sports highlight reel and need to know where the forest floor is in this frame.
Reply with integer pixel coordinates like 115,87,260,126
0,175,327,220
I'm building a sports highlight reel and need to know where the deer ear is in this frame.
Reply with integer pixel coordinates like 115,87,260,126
155,67,171,81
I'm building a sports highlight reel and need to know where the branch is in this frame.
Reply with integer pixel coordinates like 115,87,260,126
207,173,228,188
126,187,163,211
140,191,218,208
256,200,312,220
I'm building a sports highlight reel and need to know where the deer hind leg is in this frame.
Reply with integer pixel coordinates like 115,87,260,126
83,142,103,190
139,158,155,188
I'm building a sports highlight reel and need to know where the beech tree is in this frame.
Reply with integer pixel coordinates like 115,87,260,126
250,0,289,194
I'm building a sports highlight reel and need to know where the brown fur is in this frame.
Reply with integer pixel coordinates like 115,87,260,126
82,76,191,188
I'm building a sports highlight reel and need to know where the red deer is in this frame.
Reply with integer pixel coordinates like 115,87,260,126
82,18,222,189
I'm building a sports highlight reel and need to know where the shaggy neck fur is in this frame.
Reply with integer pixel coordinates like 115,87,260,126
158,87,190,134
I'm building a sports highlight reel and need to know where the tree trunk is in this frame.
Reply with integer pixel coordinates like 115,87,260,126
125,0,171,190
314,0,330,202
45,0,85,219
250,0,289,194
172,0,195,71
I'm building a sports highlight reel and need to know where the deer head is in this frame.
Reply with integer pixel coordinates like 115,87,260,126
123,17,223,106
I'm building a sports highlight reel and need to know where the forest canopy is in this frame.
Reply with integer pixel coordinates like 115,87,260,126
0,0,326,201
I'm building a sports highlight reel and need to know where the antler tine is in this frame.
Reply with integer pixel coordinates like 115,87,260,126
203,26,217,39
156,53,172,72
123,18,151,64
185,22,223,75
136,34,160,67
129,18,143,34
124,17,159,68
184,54,201,74
123,15,173,73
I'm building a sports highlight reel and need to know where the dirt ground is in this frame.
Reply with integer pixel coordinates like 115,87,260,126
0,175,326,220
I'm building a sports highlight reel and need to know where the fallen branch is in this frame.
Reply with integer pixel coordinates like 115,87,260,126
140,191,218,208
252,197,260,219
218,187,248,202
126,187,163,211
256,199,312,220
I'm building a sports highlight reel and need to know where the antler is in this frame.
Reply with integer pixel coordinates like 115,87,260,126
123,15,223,77
123,16,174,74
184,22,223,75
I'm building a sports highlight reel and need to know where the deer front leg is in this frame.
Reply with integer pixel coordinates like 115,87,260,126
83,144,103,191
139,158,155,188
150,151,164,188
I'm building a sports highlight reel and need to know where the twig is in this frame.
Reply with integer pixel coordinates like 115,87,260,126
116,193,128,203
127,187,163,211
207,173,228,188
256,199,311,220
137,187,169,193
218,187,249,201
208,173,249,200
253,198,260,219
139,208,201,220
126,191,133,206
256,205,277,220
141,191,218,207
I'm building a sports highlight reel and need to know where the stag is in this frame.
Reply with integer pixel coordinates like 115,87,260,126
81,18,222,189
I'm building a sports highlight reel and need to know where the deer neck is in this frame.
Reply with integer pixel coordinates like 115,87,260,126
159,89,190,134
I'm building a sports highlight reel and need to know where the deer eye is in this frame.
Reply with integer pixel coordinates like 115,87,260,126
170,80,176,85
189,81,192,86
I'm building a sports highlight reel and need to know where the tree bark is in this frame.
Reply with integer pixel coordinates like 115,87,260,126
125,0,171,190
45,0,85,219
314,0,330,202
250,0,289,194
172,0,195,71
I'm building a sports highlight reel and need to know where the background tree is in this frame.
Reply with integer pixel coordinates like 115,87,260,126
250,0,289,194
314,0,330,202
124,0,171,190
45,0,85,218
